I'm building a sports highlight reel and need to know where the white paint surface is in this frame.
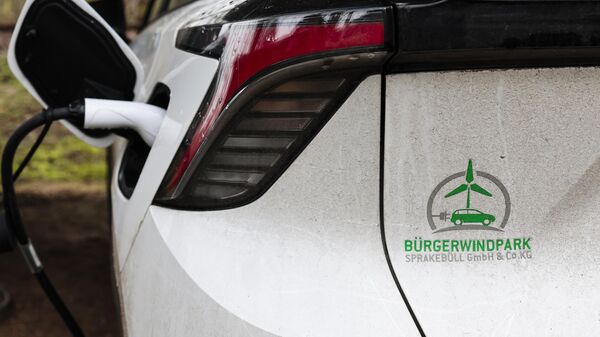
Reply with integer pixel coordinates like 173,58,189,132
123,76,421,337
385,68,600,336
123,212,278,337
111,5,219,269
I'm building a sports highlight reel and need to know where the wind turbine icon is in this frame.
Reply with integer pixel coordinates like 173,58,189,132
444,159,492,208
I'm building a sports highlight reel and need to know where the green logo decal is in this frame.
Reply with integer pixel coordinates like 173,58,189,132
426,159,511,234
404,160,532,263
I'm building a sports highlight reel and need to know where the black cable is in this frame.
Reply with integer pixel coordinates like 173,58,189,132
2,106,86,337
2,108,81,244
13,121,51,181
36,271,84,337
0,120,50,317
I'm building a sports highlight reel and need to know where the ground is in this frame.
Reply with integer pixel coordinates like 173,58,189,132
0,184,121,337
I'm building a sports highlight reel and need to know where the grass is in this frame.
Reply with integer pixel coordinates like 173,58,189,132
0,53,107,183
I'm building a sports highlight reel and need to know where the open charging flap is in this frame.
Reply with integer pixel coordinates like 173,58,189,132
7,0,144,147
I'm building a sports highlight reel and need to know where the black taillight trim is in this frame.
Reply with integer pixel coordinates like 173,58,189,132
155,51,389,210
388,0,600,73
154,7,392,210
154,51,388,211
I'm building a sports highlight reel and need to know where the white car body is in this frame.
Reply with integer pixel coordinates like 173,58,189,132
112,4,419,336
10,0,600,336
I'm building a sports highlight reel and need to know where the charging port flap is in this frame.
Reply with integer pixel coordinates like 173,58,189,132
7,0,144,147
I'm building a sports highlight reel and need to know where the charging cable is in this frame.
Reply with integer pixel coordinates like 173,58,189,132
2,103,87,337
1,99,166,337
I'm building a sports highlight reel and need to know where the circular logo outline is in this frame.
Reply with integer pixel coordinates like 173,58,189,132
426,171,511,233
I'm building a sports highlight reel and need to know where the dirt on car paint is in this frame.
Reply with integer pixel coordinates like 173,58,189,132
0,183,121,337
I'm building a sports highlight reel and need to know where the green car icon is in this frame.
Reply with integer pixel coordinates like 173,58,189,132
450,209,495,226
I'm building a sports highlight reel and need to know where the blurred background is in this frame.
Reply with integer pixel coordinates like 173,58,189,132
0,1,147,336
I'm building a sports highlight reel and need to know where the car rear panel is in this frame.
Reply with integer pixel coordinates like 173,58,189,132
113,2,428,335
123,76,423,337
384,60,600,336
116,0,600,335
382,1,600,335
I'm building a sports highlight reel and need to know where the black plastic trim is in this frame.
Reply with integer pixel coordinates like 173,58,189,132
157,5,393,210
225,0,391,21
387,0,600,73
175,8,391,60
155,51,388,210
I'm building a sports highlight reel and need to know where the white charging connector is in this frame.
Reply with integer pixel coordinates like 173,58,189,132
83,98,166,145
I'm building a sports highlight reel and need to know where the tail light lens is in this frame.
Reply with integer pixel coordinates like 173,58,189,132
155,8,392,210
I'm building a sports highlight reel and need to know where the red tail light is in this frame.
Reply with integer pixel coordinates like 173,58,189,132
155,8,392,210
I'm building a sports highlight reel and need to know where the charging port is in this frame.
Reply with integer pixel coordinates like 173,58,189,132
118,83,170,198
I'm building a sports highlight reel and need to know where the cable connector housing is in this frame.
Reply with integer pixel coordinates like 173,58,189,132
83,99,166,145
18,241,43,273
45,100,86,124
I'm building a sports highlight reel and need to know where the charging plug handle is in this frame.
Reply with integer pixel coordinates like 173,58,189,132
83,98,166,146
